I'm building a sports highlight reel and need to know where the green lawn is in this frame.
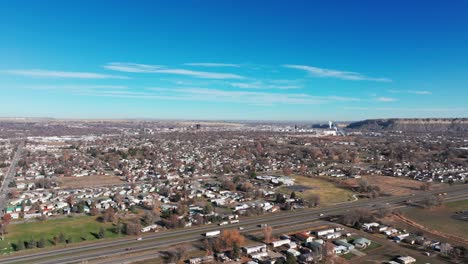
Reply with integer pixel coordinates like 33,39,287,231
445,199,468,211
403,199,468,240
0,216,120,254
361,241,382,252
341,252,355,260
278,175,354,204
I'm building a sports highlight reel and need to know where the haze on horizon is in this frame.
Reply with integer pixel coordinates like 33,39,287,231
1,1,467,121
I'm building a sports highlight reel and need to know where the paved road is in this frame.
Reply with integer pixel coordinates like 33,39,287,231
1,184,467,264
0,141,24,216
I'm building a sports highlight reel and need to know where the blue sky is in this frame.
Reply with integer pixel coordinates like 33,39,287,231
1,0,467,121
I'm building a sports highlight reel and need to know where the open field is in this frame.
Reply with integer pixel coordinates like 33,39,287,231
354,244,448,264
58,174,123,189
278,175,354,204
402,199,468,240
0,216,119,254
348,229,450,264
343,175,444,196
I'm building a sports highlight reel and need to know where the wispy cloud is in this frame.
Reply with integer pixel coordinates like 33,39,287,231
148,87,358,105
104,62,244,79
376,97,397,102
283,64,391,82
26,85,128,90
103,63,164,73
4,69,129,79
184,63,240,67
388,89,432,95
80,87,359,105
229,81,301,90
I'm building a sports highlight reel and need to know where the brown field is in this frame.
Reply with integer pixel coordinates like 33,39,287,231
278,175,354,204
399,200,468,243
59,174,123,189
343,175,443,196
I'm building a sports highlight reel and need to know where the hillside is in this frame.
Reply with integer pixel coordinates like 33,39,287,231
347,118,468,132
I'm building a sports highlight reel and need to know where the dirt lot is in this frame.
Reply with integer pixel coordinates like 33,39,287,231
343,175,443,196
59,174,123,189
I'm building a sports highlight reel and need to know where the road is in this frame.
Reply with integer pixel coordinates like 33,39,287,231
0,141,24,216
0,184,467,264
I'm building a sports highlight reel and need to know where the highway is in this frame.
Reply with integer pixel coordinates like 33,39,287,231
0,141,24,216
0,184,467,264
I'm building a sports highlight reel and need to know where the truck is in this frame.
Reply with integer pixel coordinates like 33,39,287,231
205,230,221,237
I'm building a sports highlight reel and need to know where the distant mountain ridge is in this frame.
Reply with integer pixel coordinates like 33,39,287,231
347,118,468,132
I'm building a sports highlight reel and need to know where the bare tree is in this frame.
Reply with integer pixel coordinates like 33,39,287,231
263,226,273,243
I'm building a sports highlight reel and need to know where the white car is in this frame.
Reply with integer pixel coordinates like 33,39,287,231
238,226,244,230
136,237,142,241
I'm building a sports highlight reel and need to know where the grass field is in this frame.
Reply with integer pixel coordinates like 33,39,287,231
361,241,382,252
403,199,468,240
0,216,119,254
278,175,354,204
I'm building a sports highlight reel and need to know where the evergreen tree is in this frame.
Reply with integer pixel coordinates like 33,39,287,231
38,237,46,248
232,242,240,259
58,232,66,243
98,227,105,239
27,237,36,249
290,191,296,199
16,240,24,251
286,252,297,264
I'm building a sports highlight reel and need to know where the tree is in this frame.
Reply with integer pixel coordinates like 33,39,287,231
38,237,46,248
376,204,392,218
232,242,240,259
422,194,443,208
58,232,66,243
342,208,374,227
276,258,286,264
129,204,138,214
142,211,157,226
275,193,286,204
2,213,12,224
203,203,214,214
218,229,245,249
166,245,188,263
0,214,12,240
263,226,273,243
202,239,213,255
290,191,296,199
440,243,453,256
238,181,254,192
26,237,36,249
283,167,293,176
322,241,336,261
420,182,432,191
358,179,370,193
102,207,115,222
16,240,24,251
90,207,99,216
98,227,105,239
115,219,123,236
0,222,8,240
66,195,75,207
125,220,142,236
309,194,321,207
52,235,59,245
286,251,297,264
